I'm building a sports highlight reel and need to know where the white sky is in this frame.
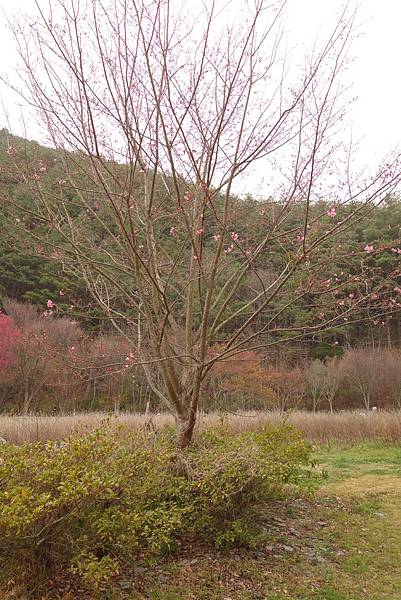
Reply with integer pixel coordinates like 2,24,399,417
0,0,400,192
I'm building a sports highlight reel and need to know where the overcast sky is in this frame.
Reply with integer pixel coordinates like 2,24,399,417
0,0,400,193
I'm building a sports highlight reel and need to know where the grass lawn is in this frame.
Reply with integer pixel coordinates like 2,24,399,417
5,443,401,599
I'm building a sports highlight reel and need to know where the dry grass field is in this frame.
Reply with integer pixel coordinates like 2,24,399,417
1,409,401,445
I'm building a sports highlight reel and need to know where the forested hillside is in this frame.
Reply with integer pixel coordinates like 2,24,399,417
1,128,401,358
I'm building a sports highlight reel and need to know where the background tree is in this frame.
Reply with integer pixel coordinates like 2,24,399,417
2,0,401,445
341,348,382,411
320,357,341,413
303,360,326,412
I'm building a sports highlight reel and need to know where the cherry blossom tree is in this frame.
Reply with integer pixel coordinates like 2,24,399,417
2,0,401,445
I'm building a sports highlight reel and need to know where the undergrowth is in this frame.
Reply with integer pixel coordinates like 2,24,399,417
0,423,310,594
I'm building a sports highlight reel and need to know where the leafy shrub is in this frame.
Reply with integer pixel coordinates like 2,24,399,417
0,423,310,593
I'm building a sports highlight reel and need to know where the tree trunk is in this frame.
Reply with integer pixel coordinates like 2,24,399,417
23,386,32,414
176,411,197,449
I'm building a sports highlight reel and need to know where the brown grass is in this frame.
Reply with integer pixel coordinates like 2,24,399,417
1,410,401,445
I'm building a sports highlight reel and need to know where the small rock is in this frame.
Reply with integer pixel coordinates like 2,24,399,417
282,544,294,553
289,528,301,537
265,544,274,552
0,437,6,444
311,555,326,565
133,565,146,575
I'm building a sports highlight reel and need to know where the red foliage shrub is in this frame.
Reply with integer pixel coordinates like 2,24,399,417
0,314,20,380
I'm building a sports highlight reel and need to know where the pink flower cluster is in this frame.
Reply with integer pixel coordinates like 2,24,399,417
124,352,135,368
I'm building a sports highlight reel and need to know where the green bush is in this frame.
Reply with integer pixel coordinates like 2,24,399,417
0,423,310,592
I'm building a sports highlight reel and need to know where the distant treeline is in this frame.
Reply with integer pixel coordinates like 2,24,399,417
1,299,400,414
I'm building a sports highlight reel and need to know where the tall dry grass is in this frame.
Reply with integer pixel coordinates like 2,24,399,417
1,410,401,445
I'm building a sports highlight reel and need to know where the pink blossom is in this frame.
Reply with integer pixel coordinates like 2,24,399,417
213,234,221,242
297,234,305,242
225,243,234,254
394,286,401,295
337,299,345,306
58,179,66,185
348,293,355,299
231,232,239,241
43,310,53,317
59,290,65,296
47,299,55,309
39,165,46,173
196,228,204,235
327,207,336,218
6,146,14,155
319,312,325,320
364,244,374,254
391,247,401,254
169,227,176,235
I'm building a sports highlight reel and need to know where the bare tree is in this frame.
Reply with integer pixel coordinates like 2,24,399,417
382,349,401,409
2,0,401,445
321,357,341,413
341,348,382,411
303,360,325,412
